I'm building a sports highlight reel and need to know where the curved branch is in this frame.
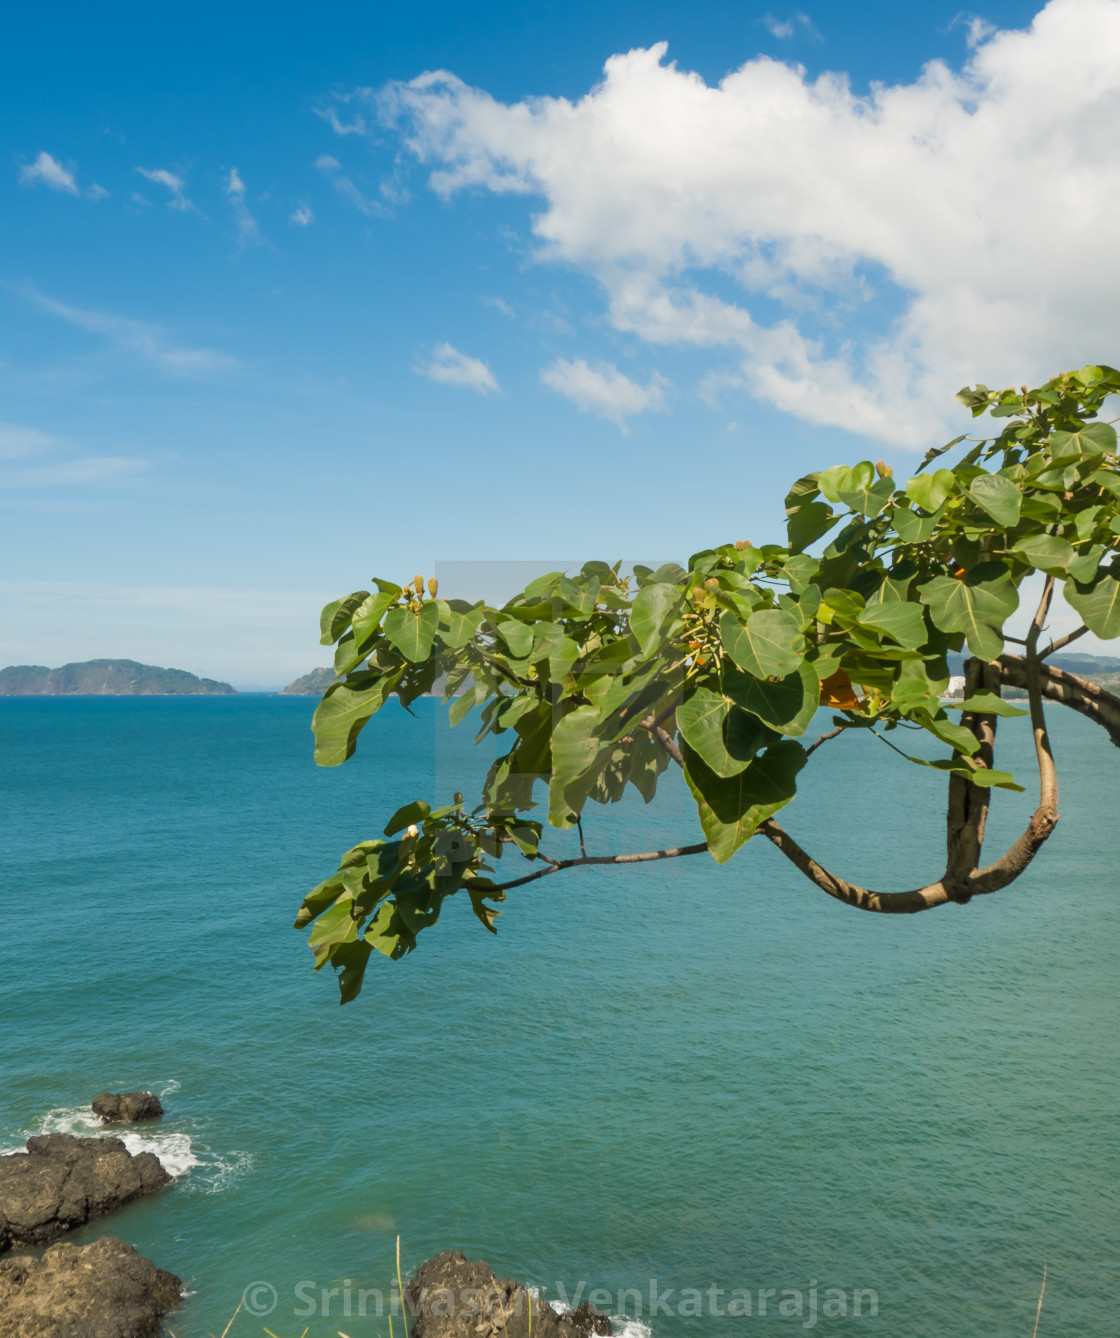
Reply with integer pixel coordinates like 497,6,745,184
999,654,1120,749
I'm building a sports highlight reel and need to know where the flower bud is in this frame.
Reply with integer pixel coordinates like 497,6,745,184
406,824,420,838
453,792,463,805
413,575,424,596
875,461,893,478
734,539,750,551
428,577,439,597
705,577,719,590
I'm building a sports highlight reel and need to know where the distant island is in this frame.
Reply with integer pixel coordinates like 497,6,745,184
281,667,335,695
0,660,236,696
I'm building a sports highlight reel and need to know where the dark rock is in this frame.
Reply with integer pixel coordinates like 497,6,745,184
406,1250,612,1338
91,1092,163,1124
0,1135,171,1252
0,1235,181,1338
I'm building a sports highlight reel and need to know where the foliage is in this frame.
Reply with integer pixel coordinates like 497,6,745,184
297,365,1120,1001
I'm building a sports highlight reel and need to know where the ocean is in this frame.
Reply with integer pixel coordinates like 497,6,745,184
0,696,1116,1336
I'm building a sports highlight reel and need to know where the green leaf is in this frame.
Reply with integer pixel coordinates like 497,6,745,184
966,768,1025,792
724,661,819,737
1012,534,1074,573
629,581,681,655
1065,562,1120,639
1067,544,1105,584
1050,422,1116,460
312,672,396,767
918,561,1019,659
837,468,895,517
906,469,955,513
320,591,370,646
498,619,534,658
676,685,773,777
332,940,373,1004
857,601,927,650
383,602,439,662
719,608,803,679
952,692,1029,718
787,499,838,553
548,704,602,827
384,799,431,836
892,502,946,544
682,739,806,863
967,473,1021,527
441,601,485,648
350,589,399,646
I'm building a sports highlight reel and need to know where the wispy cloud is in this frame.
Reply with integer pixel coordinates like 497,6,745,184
19,152,78,194
315,154,386,216
290,203,314,226
22,287,236,376
135,166,193,212
314,104,368,136
540,358,667,430
484,296,515,318
415,342,501,394
0,456,149,489
759,11,820,38
225,167,263,245
0,423,59,459
0,420,148,492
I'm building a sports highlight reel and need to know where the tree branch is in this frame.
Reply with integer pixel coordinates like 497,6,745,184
1040,624,1089,659
467,841,709,892
999,655,1120,749
805,726,844,757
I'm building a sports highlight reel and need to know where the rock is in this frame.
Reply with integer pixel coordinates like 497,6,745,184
405,1251,612,1338
91,1092,163,1124
0,1135,171,1252
0,1235,181,1338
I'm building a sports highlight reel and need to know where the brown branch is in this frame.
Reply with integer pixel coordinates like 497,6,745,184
999,655,1120,749
1040,624,1089,659
466,841,709,892
805,726,844,757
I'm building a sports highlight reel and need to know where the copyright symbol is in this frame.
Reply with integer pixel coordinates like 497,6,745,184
242,1282,278,1316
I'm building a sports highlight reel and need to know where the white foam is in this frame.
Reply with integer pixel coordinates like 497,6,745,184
547,1298,652,1338
2,1090,252,1192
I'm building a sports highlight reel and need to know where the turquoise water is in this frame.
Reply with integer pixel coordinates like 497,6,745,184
1,697,1117,1337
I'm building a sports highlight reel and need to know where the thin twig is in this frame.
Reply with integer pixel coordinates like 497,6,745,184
466,842,709,892
1031,1263,1047,1338
575,816,587,859
1040,624,1089,659
805,726,843,757
218,1300,242,1338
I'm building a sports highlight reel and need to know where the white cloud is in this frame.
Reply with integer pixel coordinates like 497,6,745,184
540,358,667,428
484,296,515,318
0,456,149,488
19,152,78,194
23,287,236,375
416,342,501,394
760,12,818,38
225,167,263,244
290,203,314,226
314,104,368,136
0,423,58,459
373,0,1120,447
135,166,193,212
315,154,385,216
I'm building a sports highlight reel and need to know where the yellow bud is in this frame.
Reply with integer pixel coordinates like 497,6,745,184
413,575,424,596
427,577,438,597
734,539,750,551
875,460,893,479
705,577,719,590
453,791,463,804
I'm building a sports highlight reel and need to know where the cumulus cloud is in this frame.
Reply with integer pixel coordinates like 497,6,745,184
225,167,263,244
23,287,236,376
135,166,193,211
416,342,501,394
370,0,1120,447
540,358,666,428
19,152,78,194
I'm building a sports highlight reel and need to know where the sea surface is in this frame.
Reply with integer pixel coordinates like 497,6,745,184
1,696,1117,1337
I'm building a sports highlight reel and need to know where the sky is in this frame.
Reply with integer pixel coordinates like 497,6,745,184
3,0,1117,686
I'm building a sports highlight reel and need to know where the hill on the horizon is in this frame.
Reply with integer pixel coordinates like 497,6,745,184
0,660,236,696
281,667,335,696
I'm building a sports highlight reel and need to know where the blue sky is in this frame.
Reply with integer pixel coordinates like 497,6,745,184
3,0,1113,685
